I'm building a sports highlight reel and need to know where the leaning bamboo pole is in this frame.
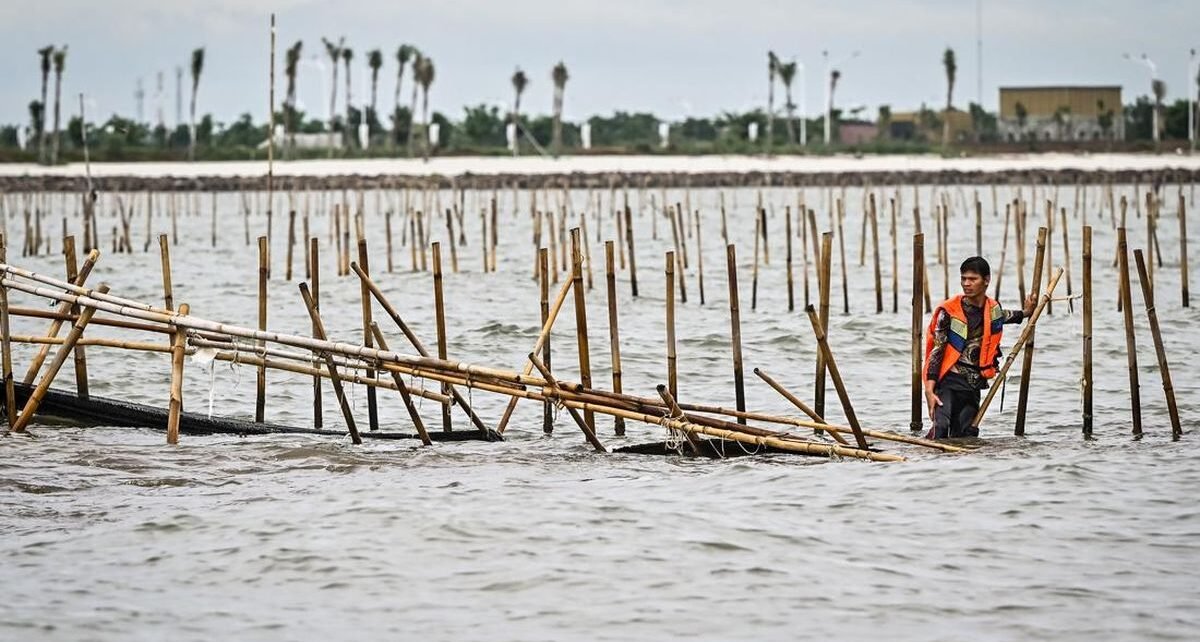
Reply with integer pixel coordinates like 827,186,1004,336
971,268,1064,431
298,282,362,445
11,284,111,433
369,323,432,445
1117,227,1141,435
529,353,605,452
804,305,869,450
1134,249,1181,437
22,249,100,385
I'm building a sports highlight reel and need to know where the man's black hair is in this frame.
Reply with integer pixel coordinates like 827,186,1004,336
960,256,991,279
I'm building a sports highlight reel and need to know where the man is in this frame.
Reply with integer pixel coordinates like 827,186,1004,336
924,257,1035,439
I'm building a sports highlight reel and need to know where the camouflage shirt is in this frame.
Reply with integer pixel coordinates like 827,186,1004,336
926,297,1025,390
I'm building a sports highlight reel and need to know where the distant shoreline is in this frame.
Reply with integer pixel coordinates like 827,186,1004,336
3,154,1198,191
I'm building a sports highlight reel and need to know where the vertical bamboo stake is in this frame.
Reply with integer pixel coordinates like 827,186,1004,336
1044,200,1054,315
298,283,362,444
665,250,678,399
940,206,950,300
805,305,869,450
409,213,418,271
837,198,849,314
22,250,100,386
624,205,638,297
694,208,705,305
814,232,833,418
910,233,925,433
309,237,322,428
0,235,16,428
416,210,427,272
255,236,267,423
356,238,379,432
725,244,747,423
63,237,88,399
678,203,692,268
975,199,983,256
285,210,296,281
785,205,795,311
10,284,110,433
604,241,626,436
1016,200,1027,303
445,209,459,273
1117,227,1141,435
995,203,1011,300
569,228,595,430
159,234,174,311
1082,225,1093,438
167,302,190,445
1134,249,1180,437
890,198,899,313
1180,193,1189,307
871,194,883,313
211,192,217,248
580,206,594,291
539,248,553,434
1014,227,1047,436
751,207,761,310
432,242,452,432
1059,207,1074,313
490,196,499,272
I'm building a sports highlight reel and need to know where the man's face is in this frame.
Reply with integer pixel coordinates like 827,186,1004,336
960,271,989,298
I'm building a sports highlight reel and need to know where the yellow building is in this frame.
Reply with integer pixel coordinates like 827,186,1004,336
886,108,973,142
998,86,1123,141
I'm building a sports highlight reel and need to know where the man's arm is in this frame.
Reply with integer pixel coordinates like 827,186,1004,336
1002,294,1037,324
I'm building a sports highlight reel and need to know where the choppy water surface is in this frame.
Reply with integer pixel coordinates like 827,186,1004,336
2,183,1198,641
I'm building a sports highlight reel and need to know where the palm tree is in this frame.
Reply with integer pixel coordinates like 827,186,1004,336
406,52,423,157
284,40,303,154
393,44,416,148
942,47,956,149
321,37,343,154
1151,78,1166,152
777,60,797,144
341,47,354,148
511,68,528,157
188,47,204,161
367,48,382,142
37,46,52,164
415,56,435,161
828,69,841,143
551,62,569,158
766,51,779,152
50,46,66,165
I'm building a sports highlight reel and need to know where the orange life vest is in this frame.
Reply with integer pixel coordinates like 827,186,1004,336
924,294,1005,382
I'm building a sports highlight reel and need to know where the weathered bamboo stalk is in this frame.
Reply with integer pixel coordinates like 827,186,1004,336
890,198,898,313
358,239,379,432
837,199,849,314
910,233,925,433
166,302,190,445
752,368,848,445
0,235,14,427
786,205,795,311
804,305,869,450
815,232,833,418
369,323,432,445
1059,207,1074,313
569,228,595,432
298,282,362,444
1013,227,1047,436
604,241,626,436
285,210,296,281
432,242,452,432
529,353,605,452
256,236,268,423
539,248,554,433
158,234,174,312
870,194,883,313
694,208,705,305
971,268,1064,430
656,384,708,456
1180,194,1190,308
11,284,111,433
62,237,89,399
309,237,323,428
726,244,746,424
1134,249,1180,437
1117,227,1141,435
1082,226,1093,438
665,251,678,399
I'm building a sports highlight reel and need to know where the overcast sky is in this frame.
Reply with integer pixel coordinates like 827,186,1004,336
2,0,1198,128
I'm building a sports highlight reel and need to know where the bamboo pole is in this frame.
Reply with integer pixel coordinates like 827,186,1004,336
870,193,882,313
656,384,708,456
1181,193,1190,308
1082,226,1093,438
624,205,638,297
910,232,927,434
1134,249,1180,437
940,206,950,300
62,237,89,399
529,353,605,452
11,284,111,433
159,234,174,312
358,239,379,432
751,207,761,310
1059,207,1074,313
815,232,833,419
570,228,595,432
971,268,1064,431
432,242,452,432
786,205,795,311
309,237,323,428
804,305,869,450
975,198,983,256
837,199,849,314
369,323,432,445
604,242,625,436
753,368,848,445
22,249,100,385
1013,227,1047,436
539,248,553,434
256,236,267,423
726,244,746,423
1117,227,1141,435
297,283,362,444
0,235,14,428
694,208,705,305
285,210,296,281
166,302,189,445
890,198,898,313
666,251,678,399
995,203,1011,300
800,206,810,309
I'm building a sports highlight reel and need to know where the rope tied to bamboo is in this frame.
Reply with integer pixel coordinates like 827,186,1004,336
656,406,688,453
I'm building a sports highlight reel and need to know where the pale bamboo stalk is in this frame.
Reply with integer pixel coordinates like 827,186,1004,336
804,305,869,450
1014,227,1047,436
815,232,833,419
256,236,267,423
298,282,362,444
529,353,605,452
369,323,432,445
432,242,452,432
1181,193,1190,307
167,302,189,445
570,228,595,431
285,210,296,281
1082,226,1093,438
870,194,882,313
21,249,100,385
1059,207,1074,313
786,205,795,311
604,242,625,436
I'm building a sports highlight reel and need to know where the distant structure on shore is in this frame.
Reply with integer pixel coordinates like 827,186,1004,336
998,86,1124,142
